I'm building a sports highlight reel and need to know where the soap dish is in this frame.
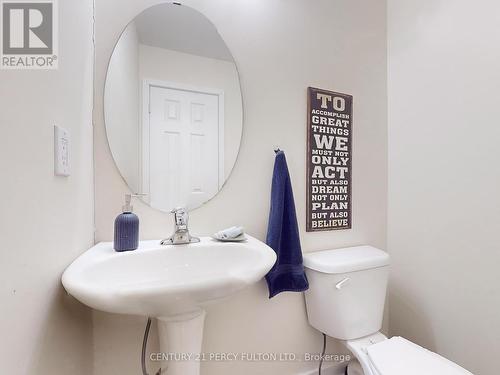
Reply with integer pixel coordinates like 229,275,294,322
211,234,247,242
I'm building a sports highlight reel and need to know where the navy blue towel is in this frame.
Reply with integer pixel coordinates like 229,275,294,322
265,150,309,298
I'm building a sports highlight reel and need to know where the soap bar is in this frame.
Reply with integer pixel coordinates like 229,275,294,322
215,226,244,240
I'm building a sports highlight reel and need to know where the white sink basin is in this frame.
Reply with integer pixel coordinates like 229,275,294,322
62,235,276,316
62,235,276,375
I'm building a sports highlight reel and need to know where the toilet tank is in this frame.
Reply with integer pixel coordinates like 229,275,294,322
303,246,390,340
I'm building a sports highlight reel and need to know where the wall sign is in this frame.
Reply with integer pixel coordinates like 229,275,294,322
306,87,352,231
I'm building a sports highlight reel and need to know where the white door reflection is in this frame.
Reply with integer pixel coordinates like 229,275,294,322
146,83,222,210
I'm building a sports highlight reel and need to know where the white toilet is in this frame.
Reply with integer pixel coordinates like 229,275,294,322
303,246,474,375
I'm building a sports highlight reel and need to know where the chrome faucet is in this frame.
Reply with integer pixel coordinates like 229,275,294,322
160,207,200,245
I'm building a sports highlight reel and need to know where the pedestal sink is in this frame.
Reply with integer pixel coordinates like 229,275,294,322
62,235,276,375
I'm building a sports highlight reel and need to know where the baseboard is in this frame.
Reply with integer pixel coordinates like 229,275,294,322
298,363,345,375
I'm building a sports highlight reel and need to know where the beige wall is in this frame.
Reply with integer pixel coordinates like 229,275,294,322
387,1,500,374
0,1,95,374
94,0,387,374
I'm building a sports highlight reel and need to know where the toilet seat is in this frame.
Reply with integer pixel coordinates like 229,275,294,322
365,336,473,375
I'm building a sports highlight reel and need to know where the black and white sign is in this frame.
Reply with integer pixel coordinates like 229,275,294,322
306,87,352,231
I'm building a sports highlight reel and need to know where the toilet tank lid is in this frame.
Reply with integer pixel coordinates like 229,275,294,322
303,246,389,274
367,337,474,375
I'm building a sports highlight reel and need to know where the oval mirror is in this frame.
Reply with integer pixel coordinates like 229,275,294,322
105,3,243,212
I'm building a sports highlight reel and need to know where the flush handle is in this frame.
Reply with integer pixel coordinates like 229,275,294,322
335,277,351,290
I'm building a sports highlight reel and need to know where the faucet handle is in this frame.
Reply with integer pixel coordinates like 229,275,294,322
161,207,199,245
171,207,188,227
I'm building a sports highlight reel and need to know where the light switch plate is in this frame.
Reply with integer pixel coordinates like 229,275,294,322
54,125,70,176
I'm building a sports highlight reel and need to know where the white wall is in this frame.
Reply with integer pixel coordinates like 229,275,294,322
94,1,387,374
387,1,500,374
105,21,140,192
0,1,95,374
139,45,243,179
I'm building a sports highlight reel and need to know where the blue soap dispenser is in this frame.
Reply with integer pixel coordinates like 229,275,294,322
114,194,143,252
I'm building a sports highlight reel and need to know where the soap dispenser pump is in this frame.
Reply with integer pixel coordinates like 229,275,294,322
114,194,144,252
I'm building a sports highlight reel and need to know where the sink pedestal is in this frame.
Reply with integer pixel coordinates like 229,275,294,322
157,310,206,375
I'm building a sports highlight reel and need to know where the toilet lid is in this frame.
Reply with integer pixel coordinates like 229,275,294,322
367,337,474,375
